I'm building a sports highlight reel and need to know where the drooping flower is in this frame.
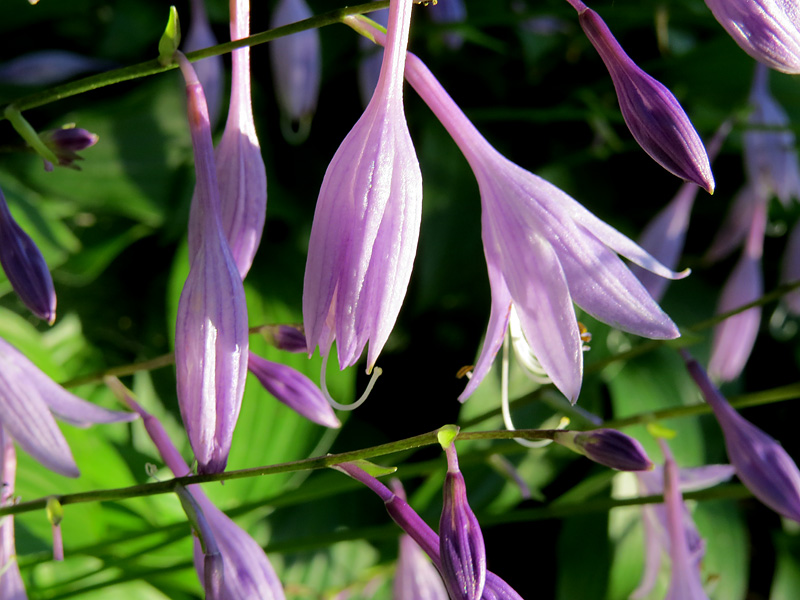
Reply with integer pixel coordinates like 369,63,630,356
185,0,224,128
344,14,684,403
188,0,267,280
744,62,800,206
439,436,486,600
631,461,734,599
683,351,800,522
0,428,28,600
269,0,322,141
574,3,714,192
247,351,341,428
174,52,250,475
303,0,422,372
38,125,99,170
708,196,767,382
704,0,800,74
0,337,136,478
0,187,56,324
106,378,287,599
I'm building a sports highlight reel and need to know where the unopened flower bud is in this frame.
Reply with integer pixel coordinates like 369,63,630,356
553,428,653,471
260,324,307,353
38,126,99,170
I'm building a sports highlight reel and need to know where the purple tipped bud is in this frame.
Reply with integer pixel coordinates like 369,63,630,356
554,428,654,471
683,352,800,522
247,351,341,428
578,8,714,193
38,126,98,170
0,188,56,323
270,0,322,140
260,324,308,353
439,443,486,600
704,0,800,74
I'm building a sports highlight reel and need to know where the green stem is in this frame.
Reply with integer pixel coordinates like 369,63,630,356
0,1,391,118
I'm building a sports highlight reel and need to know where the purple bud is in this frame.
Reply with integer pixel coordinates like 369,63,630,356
174,53,250,475
554,428,654,471
357,3,389,108
704,0,800,74
683,352,800,522
270,0,322,140
708,199,766,382
260,324,308,353
184,0,225,128
577,7,714,193
439,443,486,600
247,351,341,428
0,188,56,323
303,0,422,370
38,126,98,170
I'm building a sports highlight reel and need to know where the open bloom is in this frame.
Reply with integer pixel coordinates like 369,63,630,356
704,0,800,74
576,5,713,192
0,337,135,477
303,0,422,372
683,352,800,522
175,53,249,475
345,15,684,403
0,187,56,323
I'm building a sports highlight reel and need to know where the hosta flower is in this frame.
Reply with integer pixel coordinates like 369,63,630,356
576,5,714,192
552,428,653,471
704,0,800,74
744,62,800,206
683,352,800,522
175,53,249,474
705,183,767,264
188,0,267,280
0,187,56,323
0,337,135,478
708,197,767,382
247,351,341,428
38,126,99,170
303,0,422,372
0,50,112,87
107,379,286,599
0,428,27,600
185,0,224,127
269,0,322,140
357,2,389,107
345,15,684,403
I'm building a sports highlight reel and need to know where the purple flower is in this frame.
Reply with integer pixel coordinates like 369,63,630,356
270,0,322,140
683,352,800,522
439,440,486,600
0,50,113,87
744,63,800,206
553,428,653,471
247,351,341,428
174,53,250,474
107,379,287,599
344,15,684,403
705,183,766,264
704,0,800,74
188,0,267,280
0,428,27,600
259,324,308,353
781,218,800,314
357,2,389,107
708,198,767,382
0,187,56,324
632,462,734,599
184,0,224,128
303,0,422,372
0,337,136,478
576,6,714,192
660,440,711,600
38,126,99,170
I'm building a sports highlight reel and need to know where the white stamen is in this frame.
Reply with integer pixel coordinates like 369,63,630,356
320,353,383,411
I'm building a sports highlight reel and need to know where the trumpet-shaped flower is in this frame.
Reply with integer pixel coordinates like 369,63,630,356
185,0,224,128
0,337,136,478
188,0,267,280
744,63,800,206
303,0,422,372
0,187,56,323
247,351,341,428
0,428,27,600
345,15,684,403
575,5,714,192
683,352,800,522
175,53,249,475
708,197,766,382
270,0,322,140
704,0,800,74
